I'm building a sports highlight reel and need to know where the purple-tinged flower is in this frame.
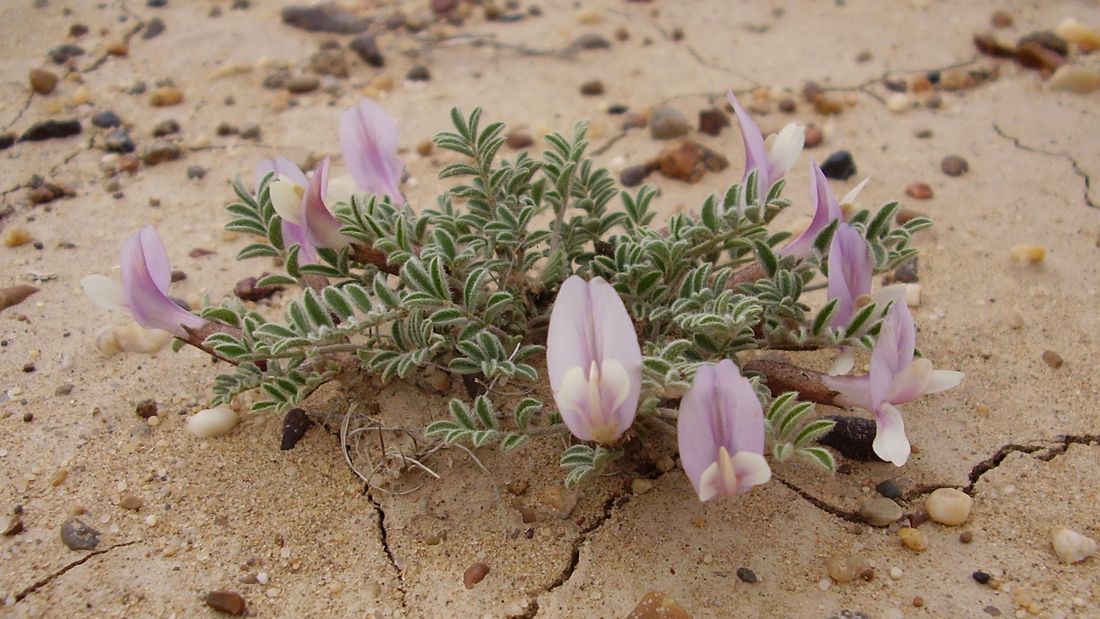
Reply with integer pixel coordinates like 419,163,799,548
340,99,405,205
728,91,804,202
827,222,872,328
302,157,354,249
823,301,964,466
255,158,318,264
780,161,872,260
677,360,771,501
81,226,207,338
547,276,643,444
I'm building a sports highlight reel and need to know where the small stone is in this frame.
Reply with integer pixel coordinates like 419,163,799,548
940,155,968,177
1009,244,1046,265
860,498,904,527
216,122,238,136
575,7,601,24
649,106,690,139
1051,527,1097,563
71,23,90,37
463,562,490,589
914,128,932,139
925,488,972,525
804,125,823,148
234,276,282,302
282,4,370,34
657,139,729,183
0,133,14,150
855,49,872,62
826,553,868,583
905,182,933,200
4,227,33,247
973,570,991,585
55,383,74,396
736,567,757,583
104,128,134,153
889,257,919,284
574,33,611,49
626,591,691,619
620,164,653,188
406,65,430,81
923,93,942,109
506,480,529,496
152,119,180,137
309,48,349,78
286,74,320,93
135,399,158,418
240,124,261,140
777,98,797,113
1048,65,1100,94
1016,42,1065,72
889,567,904,579
631,478,655,495
991,11,1013,29
280,408,313,450
1018,31,1069,57
141,140,182,165
984,606,1002,616
886,93,911,113
20,119,81,142
1041,350,1064,368
49,44,84,65
1055,18,1100,52
898,527,928,552
143,16,166,39
91,110,122,128
543,486,578,518
819,415,880,461
2,514,24,536
119,494,144,511
349,34,384,67
876,480,903,499
187,406,239,438
61,518,100,550
802,81,824,103
959,530,974,544
697,108,729,136
29,68,58,95
205,591,247,615
974,33,1016,58
150,87,183,107
813,94,844,115
505,131,534,150
821,151,856,180
0,285,39,310
579,79,604,96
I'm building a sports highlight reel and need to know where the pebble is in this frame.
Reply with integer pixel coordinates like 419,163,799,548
1016,42,1065,72
29,68,59,95
4,227,33,247
959,530,974,544
134,399,158,418
0,285,39,310
205,590,247,615
657,139,729,183
104,128,135,153
697,108,729,136
631,478,655,495
280,408,314,450
886,93,911,113
940,155,968,177
187,406,239,439
1039,350,1066,370
804,125,823,148
186,165,207,179
575,7,601,24
905,182,933,200
898,527,928,552
463,562,490,589
406,65,431,81
736,567,758,583
974,33,1017,58
505,130,534,149
889,566,904,579
1009,244,1045,265
91,110,122,128
579,79,605,96
20,119,82,142
778,98,797,113
49,44,84,65
574,33,611,50
826,553,868,583
1,514,24,536
0,133,14,150
282,4,370,34
141,141,182,165
234,276,282,301
876,480,903,499
286,74,320,94
620,164,653,188
1051,527,1097,563
925,488,972,525
973,570,991,585
95,324,173,354
649,105,690,139
119,494,144,511
1048,66,1100,94
55,382,74,396
152,119,180,137
143,16,166,39
813,94,844,115
349,34,384,67
821,150,856,180
543,486,578,518
309,48,348,78
860,497,904,527
150,86,184,107
240,124,261,140
61,518,101,550
1055,18,1100,52
1018,31,1069,57
914,128,932,139
991,11,1013,29
626,591,691,619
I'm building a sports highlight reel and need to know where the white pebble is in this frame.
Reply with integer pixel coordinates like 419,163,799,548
144,514,158,527
925,488,972,525
904,283,922,307
886,93,911,113
889,566,903,579
186,406,238,439
1050,527,1097,564
256,571,269,584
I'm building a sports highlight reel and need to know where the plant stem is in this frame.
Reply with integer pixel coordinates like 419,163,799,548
742,359,840,405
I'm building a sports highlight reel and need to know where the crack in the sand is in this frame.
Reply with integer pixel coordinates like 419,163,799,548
13,541,139,603
992,123,1097,208
366,487,408,609
774,476,863,525
2,93,33,134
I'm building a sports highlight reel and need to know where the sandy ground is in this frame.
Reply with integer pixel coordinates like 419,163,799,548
2,0,1099,617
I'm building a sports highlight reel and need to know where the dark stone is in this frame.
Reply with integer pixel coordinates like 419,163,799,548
697,108,729,136
280,408,314,450
104,128,135,153
1018,31,1069,57
282,4,370,34
573,33,611,49
406,65,430,81
882,77,907,93
736,567,758,583
1015,42,1065,71
285,74,320,93
142,17,166,39
309,48,349,77
620,164,652,188
820,415,884,462
20,119,81,142
152,119,180,137
186,165,207,180
0,134,14,150
216,122,238,136
973,33,1016,58
231,0,250,9
607,104,628,115
70,23,89,37
147,0,168,6
135,399,158,418
170,270,187,282
890,257,919,284
349,34,384,67
48,44,84,64
91,110,122,128
926,70,940,85
141,141,182,165
875,480,903,499
205,591,247,616
580,79,605,96
941,155,969,177
802,80,824,102
240,124,261,140
820,150,856,180
233,276,283,302
972,570,991,585
60,518,100,550
505,131,534,150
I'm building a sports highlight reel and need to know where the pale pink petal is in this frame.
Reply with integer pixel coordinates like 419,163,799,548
81,274,128,312
827,223,872,327
138,226,172,292
269,176,305,224
780,161,842,259
727,91,769,196
732,451,772,492
120,227,206,337
873,403,910,466
302,158,353,249
887,357,933,404
823,373,873,410
255,157,308,194
870,301,915,408
677,362,721,492
925,369,964,394
282,219,317,265
340,99,404,204
588,277,642,428
546,276,596,392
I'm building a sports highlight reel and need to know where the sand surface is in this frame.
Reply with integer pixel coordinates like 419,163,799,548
2,0,1099,617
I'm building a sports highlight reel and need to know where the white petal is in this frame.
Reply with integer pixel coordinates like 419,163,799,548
925,369,964,394
766,123,805,177
841,176,872,207
325,174,358,208
873,403,910,466
81,275,128,312
269,176,304,224
732,451,772,491
828,347,857,376
887,357,934,404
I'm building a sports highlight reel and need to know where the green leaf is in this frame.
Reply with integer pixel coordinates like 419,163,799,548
449,399,475,429
800,447,836,472
793,419,836,448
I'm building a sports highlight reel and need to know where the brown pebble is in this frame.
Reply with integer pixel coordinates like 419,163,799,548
778,98,797,113
913,596,925,608
415,140,433,156
205,591,246,616
506,480,529,496
29,68,59,95
1041,350,1064,368
463,562,490,589
286,74,321,94
505,130,534,149
189,247,216,258
914,128,933,139
899,527,928,552
813,94,844,115
149,86,184,107
627,591,692,619
803,125,823,148
974,33,1016,58
910,75,933,93
1016,42,1065,71
855,49,872,63
0,285,39,311
959,530,974,544
657,139,729,183
697,108,729,136
907,509,930,528
135,399,158,418
802,80,824,103
4,227,33,247
905,182,933,200
614,27,629,41
119,494,144,511
55,383,74,396
620,164,653,188
233,276,282,302
941,155,969,177
579,79,604,96
895,208,927,226
860,568,875,582
991,11,1013,29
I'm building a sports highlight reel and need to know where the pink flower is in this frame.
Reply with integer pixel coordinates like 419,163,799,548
81,226,207,337
340,99,405,205
677,360,771,501
546,276,643,444
255,158,319,264
827,222,872,328
728,91,804,203
824,302,964,465
301,157,354,249
780,161,871,260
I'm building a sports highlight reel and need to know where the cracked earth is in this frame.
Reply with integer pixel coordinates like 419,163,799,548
2,0,1099,617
